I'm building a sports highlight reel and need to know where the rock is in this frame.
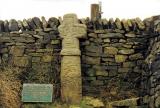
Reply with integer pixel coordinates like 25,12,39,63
82,96,104,108
13,56,30,67
123,62,136,68
9,19,19,31
17,20,24,30
84,56,100,64
69,105,80,108
48,17,59,29
102,18,109,26
118,68,131,73
27,18,36,30
119,39,126,43
122,44,132,48
32,17,42,28
41,55,53,62
119,49,134,55
99,33,124,39
155,96,160,108
125,33,136,37
104,47,118,55
4,20,9,32
129,53,143,60
103,38,110,43
0,20,4,32
86,68,96,77
91,80,104,86
96,70,108,76
115,18,122,29
10,46,25,56
85,44,102,53
115,55,128,63
0,48,8,53
127,19,133,28
102,57,114,62
22,19,30,30
41,16,48,28
109,18,115,29
107,98,139,108
32,57,41,63
122,19,130,31
135,17,145,30
51,39,60,45
88,33,97,38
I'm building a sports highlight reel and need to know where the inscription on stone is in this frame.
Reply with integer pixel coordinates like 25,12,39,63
22,84,53,102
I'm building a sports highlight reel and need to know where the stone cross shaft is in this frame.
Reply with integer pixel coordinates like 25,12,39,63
58,13,86,104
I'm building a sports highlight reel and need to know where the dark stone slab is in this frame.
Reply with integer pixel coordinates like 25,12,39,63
9,19,19,31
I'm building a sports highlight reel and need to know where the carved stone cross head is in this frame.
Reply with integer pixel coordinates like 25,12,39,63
58,13,87,39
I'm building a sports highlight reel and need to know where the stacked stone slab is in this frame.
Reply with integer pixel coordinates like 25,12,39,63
0,15,160,107
0,17,61,99
80,17,151,102
145,16,160,108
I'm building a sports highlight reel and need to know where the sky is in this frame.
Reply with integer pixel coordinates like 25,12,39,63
0,0,160,20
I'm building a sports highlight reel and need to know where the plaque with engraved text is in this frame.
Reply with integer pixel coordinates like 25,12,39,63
22,84,53,102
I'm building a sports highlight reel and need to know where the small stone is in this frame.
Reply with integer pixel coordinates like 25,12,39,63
84,56,100,64
86,68,96,77
10,46,25,56
129,53,143,60
122,44,132,48
125,33,136,37
135,17,145,30
155,96,160,108
83,96,104,108
13,56,30,67
27,18,36,30
99,33,124,39
115,55,127,63
96,70,108,76
103,38,110,43
17,20,24,30
0,20,4,32
51,39,60,45
32,17,42,28
127,19,133,27
32,57,41,63
109,18,116,29
41,55,53,62
9,19,19,31
122,19,130,31
41,16,48,28
119,49,134,55
48,17,59,29
118,68,131,73
4,20,9,32
88,33,97,38
22,19,30,30
104,47,118,55
123,62,136,68
0,48,8,53
85,44,102,53
115,18,122,29
119,39,126,43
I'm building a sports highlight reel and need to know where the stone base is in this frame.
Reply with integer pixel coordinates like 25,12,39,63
61,56,82,104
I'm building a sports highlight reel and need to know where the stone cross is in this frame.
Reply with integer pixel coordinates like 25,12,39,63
58,13,86,104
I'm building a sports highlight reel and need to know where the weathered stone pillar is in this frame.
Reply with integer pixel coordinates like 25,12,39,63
58,14,87,104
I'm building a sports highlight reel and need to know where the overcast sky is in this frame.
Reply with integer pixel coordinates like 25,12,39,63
0,0,160,20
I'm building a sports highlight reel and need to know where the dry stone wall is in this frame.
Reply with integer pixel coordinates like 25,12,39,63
0,15,160,107
80,18,151,100
0,17,61,99
145,16,160,108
